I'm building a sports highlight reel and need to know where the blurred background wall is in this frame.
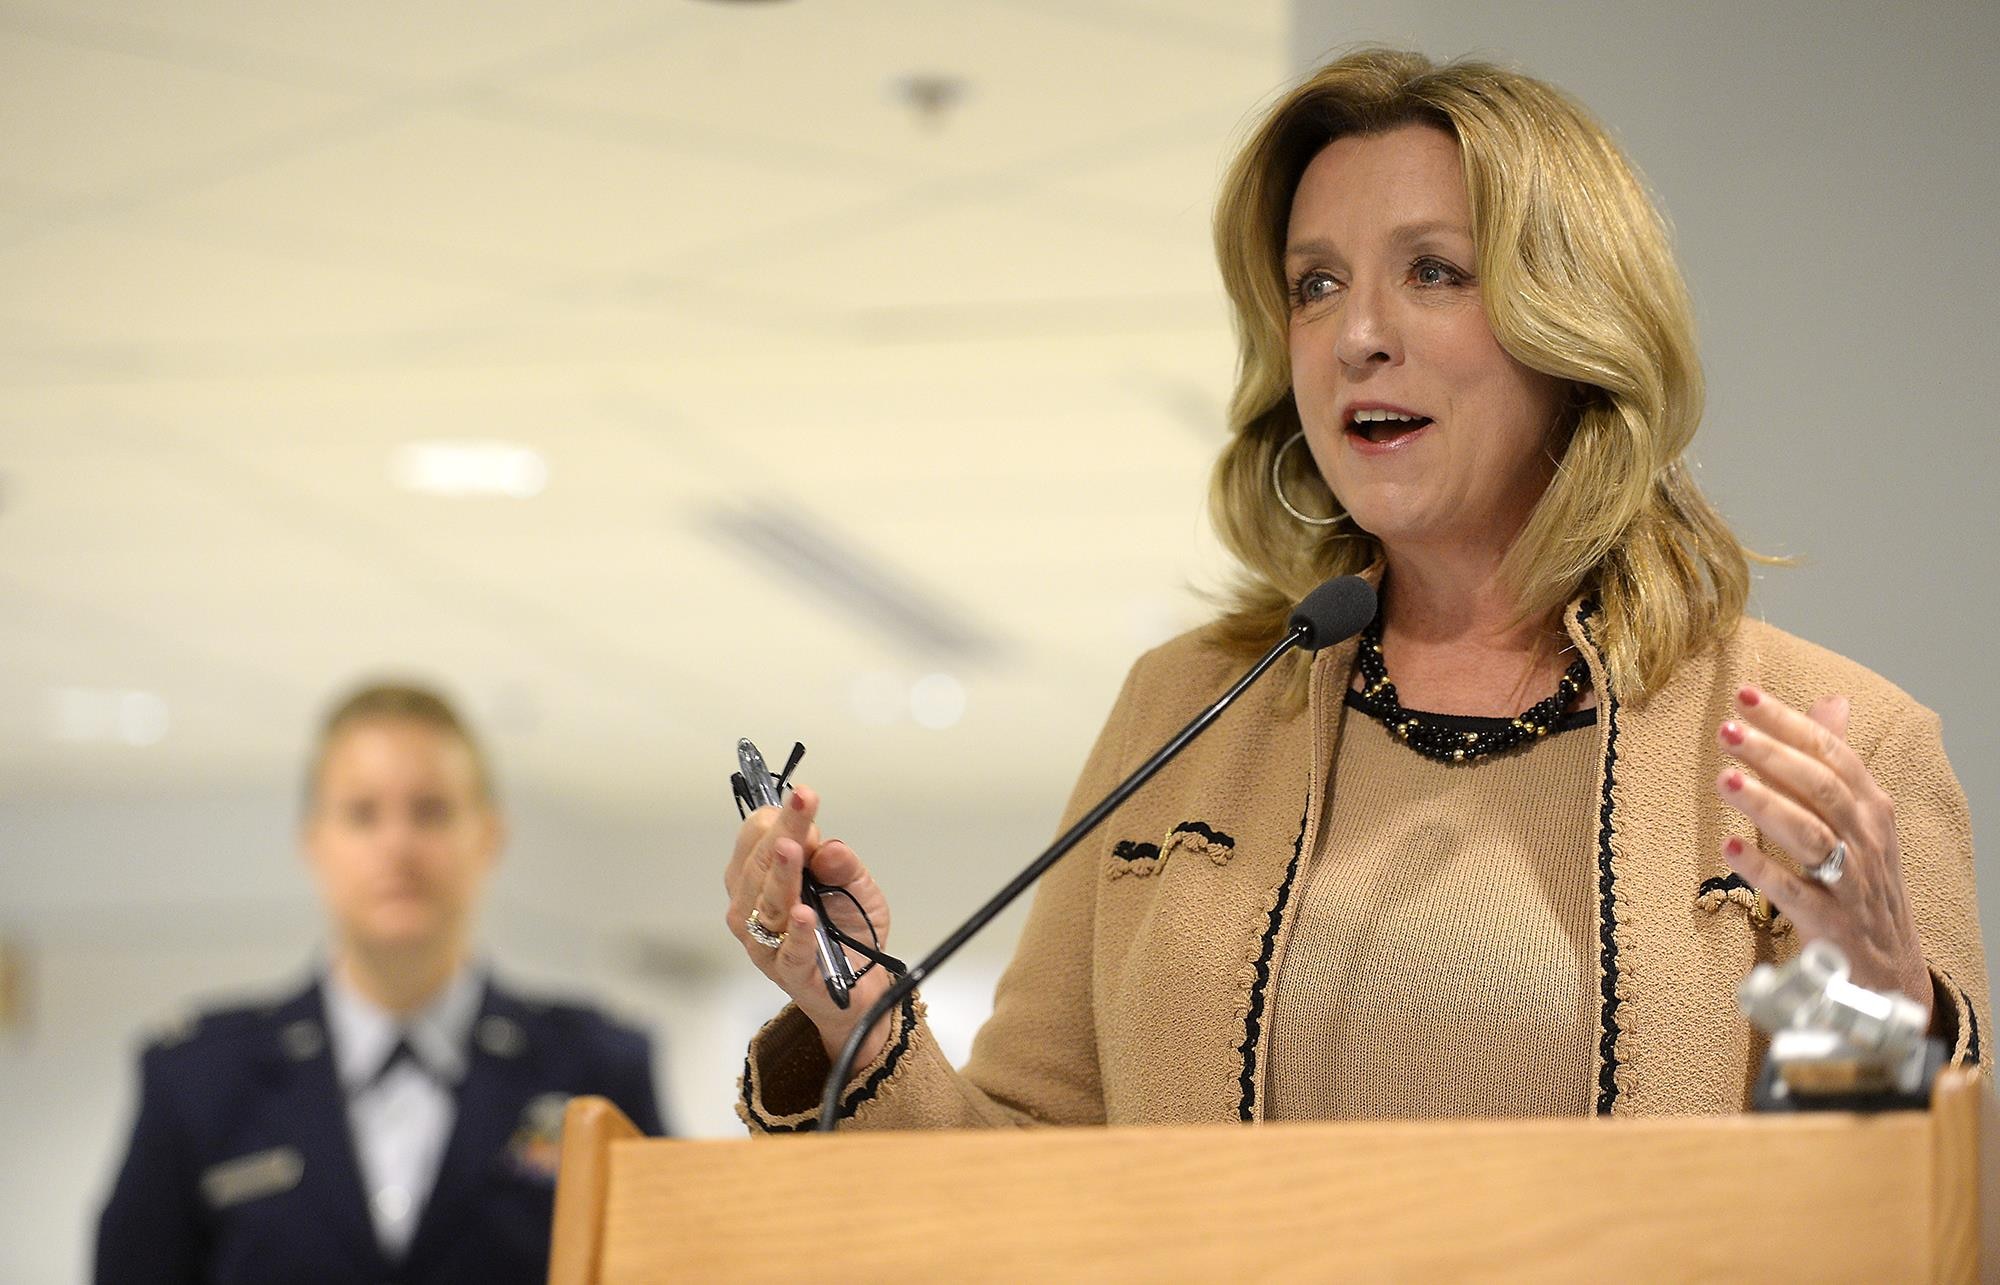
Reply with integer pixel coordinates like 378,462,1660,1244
1,2,1992,1280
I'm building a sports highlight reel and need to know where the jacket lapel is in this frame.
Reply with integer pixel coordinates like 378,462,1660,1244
1582,617,1766,1115
1236,632,1357,1122
401,980,542,1274
255,981,390,1280
1093,631,1343,1125
1563,602,1633,1115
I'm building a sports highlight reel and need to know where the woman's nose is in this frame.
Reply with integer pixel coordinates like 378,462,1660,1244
1331,277,1400,371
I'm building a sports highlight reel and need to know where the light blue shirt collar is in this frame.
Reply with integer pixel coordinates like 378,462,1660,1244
322,962,483,1091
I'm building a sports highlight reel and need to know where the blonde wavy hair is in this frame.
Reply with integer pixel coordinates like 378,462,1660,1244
1210,48,1751,706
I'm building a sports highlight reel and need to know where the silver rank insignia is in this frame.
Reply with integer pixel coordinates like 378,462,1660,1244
475,1014,526,1059
279,1020,324,1062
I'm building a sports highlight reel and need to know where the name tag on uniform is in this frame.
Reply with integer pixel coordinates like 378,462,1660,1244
201,1146,304,1210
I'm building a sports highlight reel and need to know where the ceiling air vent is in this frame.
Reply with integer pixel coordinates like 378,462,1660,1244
698,505,1007,666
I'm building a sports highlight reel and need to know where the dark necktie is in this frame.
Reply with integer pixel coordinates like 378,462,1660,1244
365,1033,435,1089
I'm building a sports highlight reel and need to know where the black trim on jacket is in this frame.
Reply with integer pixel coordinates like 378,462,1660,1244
1169,820,1236,848
1695,872,1754,899
1940,967,1983,1065
740,993,919,1133
1237,805,1308,1122
1594,689,1624,1115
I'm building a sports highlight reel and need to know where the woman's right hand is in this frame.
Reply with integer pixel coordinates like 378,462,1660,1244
724,785,896,1069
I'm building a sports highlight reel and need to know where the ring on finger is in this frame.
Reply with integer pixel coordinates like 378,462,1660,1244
745,911,787,949
1809,839,1847,887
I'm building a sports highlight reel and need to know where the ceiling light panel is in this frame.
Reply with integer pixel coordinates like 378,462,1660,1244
390,439,547,498
44,687,170,745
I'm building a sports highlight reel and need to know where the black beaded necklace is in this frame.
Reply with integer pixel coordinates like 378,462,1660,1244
1350,619,1593,763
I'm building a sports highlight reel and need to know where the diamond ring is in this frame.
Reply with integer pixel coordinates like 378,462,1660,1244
1809,840,1847,887
745,911,787,949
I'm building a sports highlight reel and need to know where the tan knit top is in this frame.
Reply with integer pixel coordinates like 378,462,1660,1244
1265,693,1602,1120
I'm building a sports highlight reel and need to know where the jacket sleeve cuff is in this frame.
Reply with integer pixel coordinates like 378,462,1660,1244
736,993,925,1133
1927,961,1985,1069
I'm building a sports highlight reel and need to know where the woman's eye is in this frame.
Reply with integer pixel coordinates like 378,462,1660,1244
1292,271,1337,306
1413,258,1465,287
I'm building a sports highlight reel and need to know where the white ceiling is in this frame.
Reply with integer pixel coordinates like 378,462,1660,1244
0,0,1290,830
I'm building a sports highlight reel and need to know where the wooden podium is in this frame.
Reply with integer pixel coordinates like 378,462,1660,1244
549,1068,1999,1283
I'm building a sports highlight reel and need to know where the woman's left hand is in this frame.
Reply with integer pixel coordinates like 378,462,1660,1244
1714,684,1932,1014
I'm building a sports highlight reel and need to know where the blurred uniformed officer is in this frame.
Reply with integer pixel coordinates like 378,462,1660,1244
95,683,666,1285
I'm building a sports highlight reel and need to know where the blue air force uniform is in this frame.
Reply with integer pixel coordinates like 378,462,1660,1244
95,970,664,1285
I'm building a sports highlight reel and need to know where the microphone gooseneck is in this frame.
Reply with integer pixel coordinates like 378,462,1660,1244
816,576,1376,1129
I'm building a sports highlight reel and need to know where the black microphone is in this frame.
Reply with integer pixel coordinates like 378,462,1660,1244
1286,574,1378,652
816,575,1376,1129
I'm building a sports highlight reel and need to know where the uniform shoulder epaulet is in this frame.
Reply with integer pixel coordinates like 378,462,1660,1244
544,995,646,1039
146,1008,203,1051
534,997,594,1025
143,992,285,1056
492,983,645,1046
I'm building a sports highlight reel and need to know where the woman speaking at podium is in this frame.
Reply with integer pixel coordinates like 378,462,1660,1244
725,49,1989,1128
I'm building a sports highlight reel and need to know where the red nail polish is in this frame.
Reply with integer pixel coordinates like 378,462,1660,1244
1722,771,1742,791
1737,686,1761,707
788,793,805,811
1720,721,1744,745
1724,837,1743,856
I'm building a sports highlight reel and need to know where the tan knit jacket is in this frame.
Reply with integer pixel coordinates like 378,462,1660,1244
739,603,1990,1130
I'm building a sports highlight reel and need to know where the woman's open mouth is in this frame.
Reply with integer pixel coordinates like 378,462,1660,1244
1344,407,1433,450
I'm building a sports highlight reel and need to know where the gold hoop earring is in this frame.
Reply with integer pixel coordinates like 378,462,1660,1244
1271,431,1349,528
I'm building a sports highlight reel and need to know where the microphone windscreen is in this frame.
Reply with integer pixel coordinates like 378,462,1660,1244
1287,576,1377,651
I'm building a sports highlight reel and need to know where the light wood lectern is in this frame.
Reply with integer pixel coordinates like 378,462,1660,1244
548,1069,1999,1283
